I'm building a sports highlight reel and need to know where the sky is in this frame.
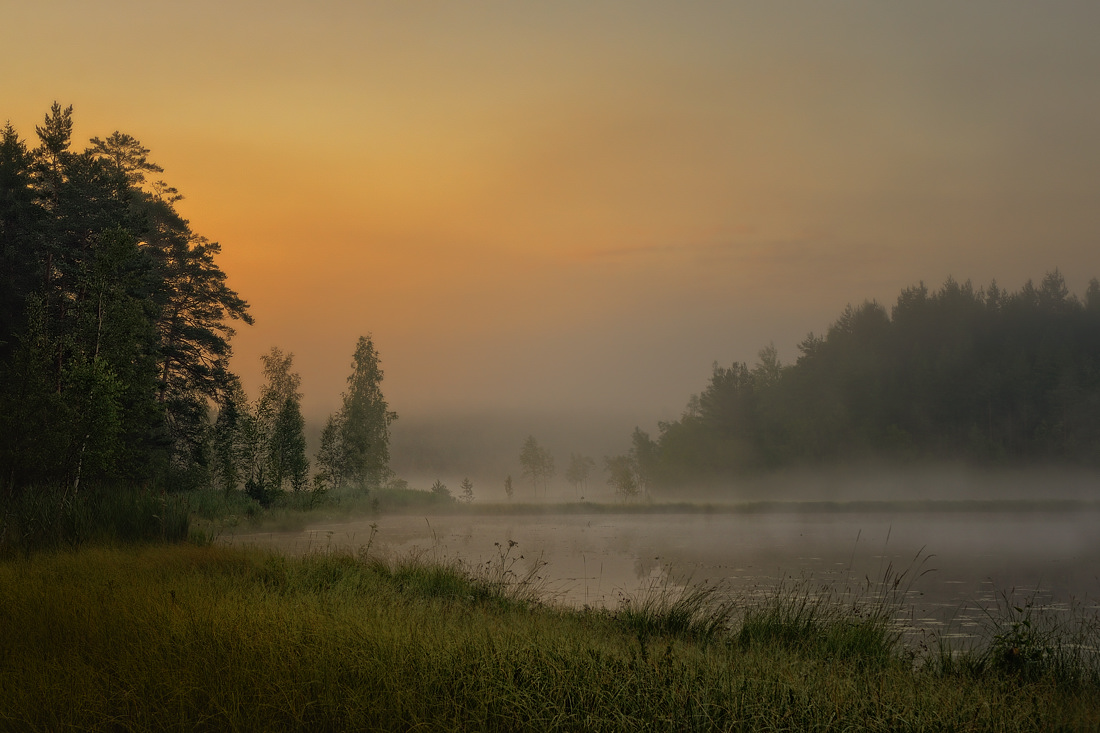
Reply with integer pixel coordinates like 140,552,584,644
5,1,1100,440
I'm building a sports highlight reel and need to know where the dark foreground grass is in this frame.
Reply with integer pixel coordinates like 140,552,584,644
1,545,1098,731
1,486,191,556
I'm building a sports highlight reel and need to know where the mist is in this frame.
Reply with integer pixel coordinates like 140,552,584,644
379,410,1100,506
7,4,1100,725
387,409,643,498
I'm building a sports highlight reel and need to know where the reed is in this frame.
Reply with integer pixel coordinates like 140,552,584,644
616,574,736,644
736,559,922,667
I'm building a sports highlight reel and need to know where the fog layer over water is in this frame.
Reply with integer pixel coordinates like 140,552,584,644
228,497,1100,640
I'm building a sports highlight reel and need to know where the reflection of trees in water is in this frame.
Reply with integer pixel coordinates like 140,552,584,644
228,511,1100,639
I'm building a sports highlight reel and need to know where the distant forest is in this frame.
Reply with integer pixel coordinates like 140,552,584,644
630,273,1100,491
5,106,1100,507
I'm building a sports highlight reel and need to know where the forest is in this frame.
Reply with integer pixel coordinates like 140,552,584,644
0,104,394,530
5,104,1100,513
0,103,256,498
623,273,1100,492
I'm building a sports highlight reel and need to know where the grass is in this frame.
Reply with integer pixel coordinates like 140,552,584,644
1,543,1098,731
0,484,190,556
2,480,466,556
737,553,933,667
925,589,1100,688
616,574,737,644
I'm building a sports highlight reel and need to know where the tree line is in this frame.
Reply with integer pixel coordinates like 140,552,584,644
209,336,396,506
0,104,394,505
0,103,253,495
626,272,1100,491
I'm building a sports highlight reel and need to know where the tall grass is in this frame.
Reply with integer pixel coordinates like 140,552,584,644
736,578,902,669
2,544,1097,731
736,553,931,668
0,484,189,556
616,574,736,644
927,589,1100,688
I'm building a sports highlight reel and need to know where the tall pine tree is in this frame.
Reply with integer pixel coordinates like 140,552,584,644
316,335,396,491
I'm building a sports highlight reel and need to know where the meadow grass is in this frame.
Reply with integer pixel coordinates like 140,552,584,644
2,543,1098,731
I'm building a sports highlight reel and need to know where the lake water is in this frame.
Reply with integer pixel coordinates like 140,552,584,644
224,507,1100,641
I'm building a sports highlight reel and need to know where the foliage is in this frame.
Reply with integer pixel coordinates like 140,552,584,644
629,428,658,498
616,576,736,644
0,484,190,556
209,348,309,506
430,480,453,502
737,577,901,669
604,454,639,501
316,335,397,491
0,104,250,498
257,347,309,493
209,382,248,494
565,453,596,497
648,272,1100,487
930,590,1100,687
368,484,458,512
459,477,474,503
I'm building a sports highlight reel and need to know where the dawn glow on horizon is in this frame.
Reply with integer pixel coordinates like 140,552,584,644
6,1,1100,430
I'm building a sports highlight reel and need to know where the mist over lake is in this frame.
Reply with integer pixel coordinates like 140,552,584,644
226,495,1100,641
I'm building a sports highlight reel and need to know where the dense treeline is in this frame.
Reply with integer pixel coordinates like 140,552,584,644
0,104,252,497
1,106,397,539
639,273,1100,489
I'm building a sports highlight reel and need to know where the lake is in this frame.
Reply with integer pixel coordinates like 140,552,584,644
224,505,1100,641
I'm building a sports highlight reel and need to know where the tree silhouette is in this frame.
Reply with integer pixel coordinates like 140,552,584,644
645,272,1100,490
519,435,554,497
565,453,596,497
317,335,397,491
0,104,251,495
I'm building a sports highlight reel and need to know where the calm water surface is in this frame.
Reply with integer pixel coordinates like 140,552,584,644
225,509,1100,640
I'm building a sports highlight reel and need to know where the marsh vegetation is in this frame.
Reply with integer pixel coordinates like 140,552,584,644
2,542,1098,730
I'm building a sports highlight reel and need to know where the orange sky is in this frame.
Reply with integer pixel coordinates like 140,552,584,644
6,2,1100,430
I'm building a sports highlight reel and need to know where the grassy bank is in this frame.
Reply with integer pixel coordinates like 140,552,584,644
1,544,1097,731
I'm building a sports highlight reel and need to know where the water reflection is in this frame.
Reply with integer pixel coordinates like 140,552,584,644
224,509,1100,641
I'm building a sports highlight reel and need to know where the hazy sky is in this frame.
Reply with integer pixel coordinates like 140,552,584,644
6,1,1100,429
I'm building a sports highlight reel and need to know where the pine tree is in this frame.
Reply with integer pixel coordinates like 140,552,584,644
0,104,252,494
211,382,247,494
317,335,397,491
